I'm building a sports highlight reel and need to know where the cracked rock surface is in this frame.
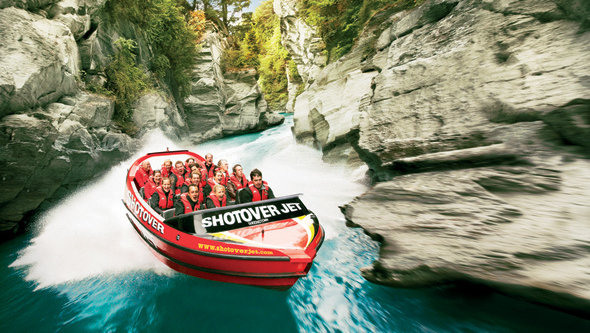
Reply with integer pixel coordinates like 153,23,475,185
279,0,590,316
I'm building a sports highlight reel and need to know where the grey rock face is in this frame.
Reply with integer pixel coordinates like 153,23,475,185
0,93,139,232
132,93,186,139
222,69,284,135
0,7,78,117
183,30,226,142
357,0,590,173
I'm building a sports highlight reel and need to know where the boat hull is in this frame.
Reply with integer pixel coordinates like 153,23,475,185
124,150,324,289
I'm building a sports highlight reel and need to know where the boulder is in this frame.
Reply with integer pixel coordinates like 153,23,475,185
342,157,590,317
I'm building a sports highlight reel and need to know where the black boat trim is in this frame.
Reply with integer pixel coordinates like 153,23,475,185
127,214,305,279
124,207,290,261
147,149,190,155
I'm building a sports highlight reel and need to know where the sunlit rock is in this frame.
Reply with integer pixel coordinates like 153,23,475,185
132,93,186,139
0,7,78,117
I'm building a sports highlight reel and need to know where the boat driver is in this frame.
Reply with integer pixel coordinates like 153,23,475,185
238,168,275,203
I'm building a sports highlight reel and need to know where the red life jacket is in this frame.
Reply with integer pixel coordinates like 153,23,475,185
230,173,248,189
200,167,208,188
247,181,269,202
155,187,174,209
161,164,173,178
207,193,226,208
143,177,161,199
207,177,220,188
135,167,152,188
171,169,185,195
220,171,229,186
204,163,216,178
179,192,202,213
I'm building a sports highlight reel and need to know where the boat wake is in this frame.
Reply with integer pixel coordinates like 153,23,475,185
10,131,179,290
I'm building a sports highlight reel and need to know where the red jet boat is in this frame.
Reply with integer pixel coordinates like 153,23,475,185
123,150,324,289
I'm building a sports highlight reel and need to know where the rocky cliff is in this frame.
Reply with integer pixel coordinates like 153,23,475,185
277,0,590,317
0,0,282,235
183,26,283,142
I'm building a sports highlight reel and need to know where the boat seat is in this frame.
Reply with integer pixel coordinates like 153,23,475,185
162,208,175,220
235,188,244,204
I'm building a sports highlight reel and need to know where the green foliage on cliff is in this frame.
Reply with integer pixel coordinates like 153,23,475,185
300,0,425,61
254,1,291,109
105,38,149,124
105,0,199,97
222,0,292,110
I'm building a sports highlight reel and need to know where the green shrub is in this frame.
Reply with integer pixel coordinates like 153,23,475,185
105,0,199,97
105,38,149,122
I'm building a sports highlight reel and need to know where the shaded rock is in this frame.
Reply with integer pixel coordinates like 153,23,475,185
0,92,139,233
222,69,284,135
543,99,590,151
183,29,226,142
384,143,526,174
0,0,58,10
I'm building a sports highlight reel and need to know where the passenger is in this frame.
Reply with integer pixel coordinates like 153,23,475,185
161,159,173,178
217,159,230,186
149,177,174,215
135,161,153,188
238,168,275,203
175,184,203,216
169,160,186,195
189,162,208,188
143,169,162,200
203,169,227,198
229,164,248,190
203,153,216,179
185,163,199,182
181,171,202,194
205,184,227,208
185,157,196,173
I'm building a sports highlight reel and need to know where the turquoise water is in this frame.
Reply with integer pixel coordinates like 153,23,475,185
2,117,589,332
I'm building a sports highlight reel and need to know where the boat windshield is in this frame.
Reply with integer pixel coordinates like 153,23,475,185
165,195,309,234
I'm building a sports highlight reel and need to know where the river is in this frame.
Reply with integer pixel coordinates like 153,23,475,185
2,116,589,332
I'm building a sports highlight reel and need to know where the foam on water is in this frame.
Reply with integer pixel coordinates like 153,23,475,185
10,131,182,289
